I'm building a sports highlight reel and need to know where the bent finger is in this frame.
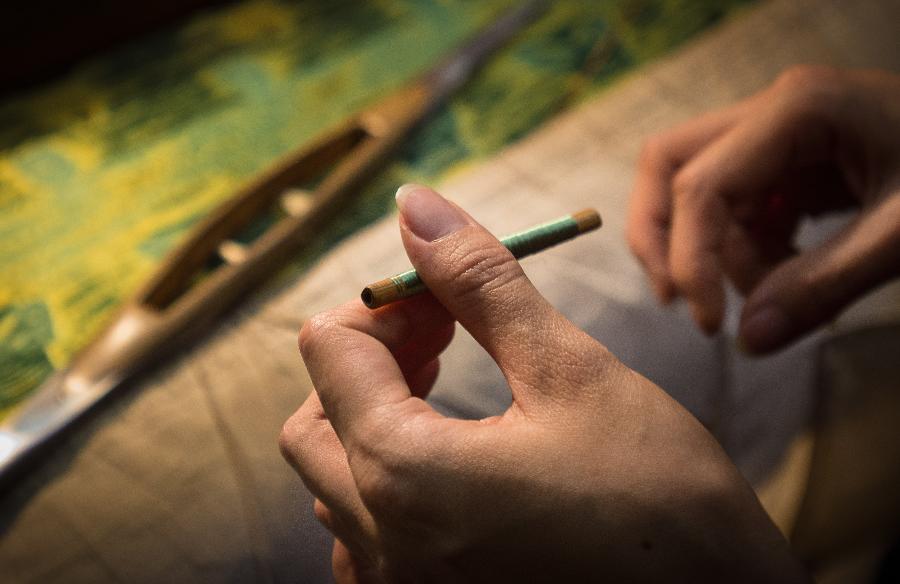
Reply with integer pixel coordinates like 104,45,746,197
629,103,748,302
298,294,452,444
280,393,376,550
740,196,900,353
665,88,831,332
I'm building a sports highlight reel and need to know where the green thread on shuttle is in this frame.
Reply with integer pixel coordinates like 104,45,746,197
501,215,579,259
391,270,427,296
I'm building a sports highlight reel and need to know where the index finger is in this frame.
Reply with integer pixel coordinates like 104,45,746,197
667,78,841,332
298,294,452,446
628,104,747,303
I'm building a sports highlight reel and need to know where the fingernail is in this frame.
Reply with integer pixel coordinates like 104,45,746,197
395,184,468,242
739,304,791,354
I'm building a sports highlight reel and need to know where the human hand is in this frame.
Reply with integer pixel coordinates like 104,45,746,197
628,66,900,354
280,185,807,583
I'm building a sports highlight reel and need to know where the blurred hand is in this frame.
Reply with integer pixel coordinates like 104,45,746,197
628,66,900,354
280,186,807,583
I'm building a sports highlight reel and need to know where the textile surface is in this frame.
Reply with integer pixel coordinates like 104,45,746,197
0,0,754,417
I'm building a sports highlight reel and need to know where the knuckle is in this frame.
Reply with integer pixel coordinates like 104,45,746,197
278,402,321,463
277,430,293,463
671,165,709,205
297,309,353,357
773,66,843,115
297,314,330,357
353,449,416,516
278,415,304,462
348,411,435,516
638,134,670,170
775,65,838,93
445,244,526,306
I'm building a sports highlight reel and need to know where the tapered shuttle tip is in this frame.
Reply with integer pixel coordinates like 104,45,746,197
572,209,602,232
361,279,401,309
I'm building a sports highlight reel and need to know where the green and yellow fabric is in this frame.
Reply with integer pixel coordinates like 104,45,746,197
0,0,754,418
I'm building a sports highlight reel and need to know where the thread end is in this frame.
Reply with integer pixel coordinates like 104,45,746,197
572,209,602,233
361,278,401,309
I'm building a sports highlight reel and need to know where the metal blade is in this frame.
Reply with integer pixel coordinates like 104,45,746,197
0,370,118,483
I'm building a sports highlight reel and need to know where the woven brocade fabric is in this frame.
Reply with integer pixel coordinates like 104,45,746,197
0,0,754,417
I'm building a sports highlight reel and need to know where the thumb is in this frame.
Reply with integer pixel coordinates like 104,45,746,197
394,184,603,402
739,198,900,354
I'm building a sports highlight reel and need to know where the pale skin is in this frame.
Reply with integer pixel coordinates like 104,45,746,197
628,66,900,353
281,67,900,582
